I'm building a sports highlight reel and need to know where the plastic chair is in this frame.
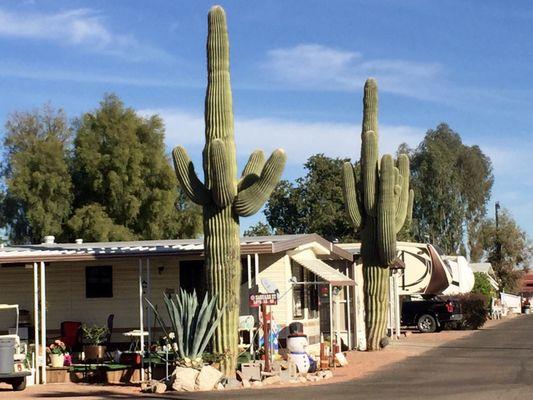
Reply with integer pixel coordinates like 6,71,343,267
60,321,82,352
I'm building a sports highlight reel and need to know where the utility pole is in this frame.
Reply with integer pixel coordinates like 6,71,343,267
495,201,502,272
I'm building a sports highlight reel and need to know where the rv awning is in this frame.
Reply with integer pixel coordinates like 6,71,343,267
290,257,355,286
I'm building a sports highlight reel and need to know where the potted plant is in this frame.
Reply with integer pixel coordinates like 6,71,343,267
82,324,109,361
46,340,67,368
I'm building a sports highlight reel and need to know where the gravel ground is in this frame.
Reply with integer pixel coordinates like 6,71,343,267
0,316,514,399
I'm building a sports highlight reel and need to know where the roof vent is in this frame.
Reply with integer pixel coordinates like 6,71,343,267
43,235,55,244
75,238,83,244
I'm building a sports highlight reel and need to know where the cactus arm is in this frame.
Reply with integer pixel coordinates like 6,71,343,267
172,146,210,205
342,162,363,229
241,150,265,177
377,155,396,266
238,150,265,191
405,189,414,229
209,138,237,207
361,130,379,216
395,154,411,232
234,149,286,217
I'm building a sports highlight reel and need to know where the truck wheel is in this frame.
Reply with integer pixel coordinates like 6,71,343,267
12,377,26,391
417,314,437,333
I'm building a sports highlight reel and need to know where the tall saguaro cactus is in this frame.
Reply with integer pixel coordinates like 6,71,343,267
172,6,286,374
342,79,414,350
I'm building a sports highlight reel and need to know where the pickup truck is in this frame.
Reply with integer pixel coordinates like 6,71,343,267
401,297,463,333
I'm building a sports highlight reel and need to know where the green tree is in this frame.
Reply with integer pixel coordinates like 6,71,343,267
409,124,493,255
70,94,201,241
471,272,495,300
1,106,73,244
476,209,531,293
243,221,274,237
265,154,357,241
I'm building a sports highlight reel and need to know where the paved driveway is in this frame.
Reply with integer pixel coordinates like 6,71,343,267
5,315,532,399
182,315,533,400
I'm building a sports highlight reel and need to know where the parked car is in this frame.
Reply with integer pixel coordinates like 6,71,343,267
401,296,463,333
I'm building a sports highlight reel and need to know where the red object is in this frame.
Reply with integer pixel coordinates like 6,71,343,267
249,293,278,307
120,352,142,365
60,321,82,350
261,304,271,373
445,302,454,313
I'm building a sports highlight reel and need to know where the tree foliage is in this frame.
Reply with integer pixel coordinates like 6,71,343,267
471,272,495,300
1,106,73,244
70,94,201,241
475,209,531,293
408,124,494,255
264,154,357,241
0,96,202,244
243,221,274,237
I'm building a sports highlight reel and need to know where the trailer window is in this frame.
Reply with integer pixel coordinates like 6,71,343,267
86,266,113,298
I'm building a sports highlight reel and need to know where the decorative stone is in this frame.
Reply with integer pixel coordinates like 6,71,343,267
216,383,225,390
155,382,167,394
172,367,199,391
197,365,224,391
263,375,281,385
322,370,333,380
251,380,264,387
242,379,251,388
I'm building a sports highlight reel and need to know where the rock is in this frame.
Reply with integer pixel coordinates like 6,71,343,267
322,370,333,380
299,376,307,383
251,380,264,387
307,375,320,382
197,365,224,391
141,379,159,393
224,377,241,389
172,367,199,391
216,383,225,390
288,379,300,384
242,379,251,388
155,382,167,394
263,375,281,385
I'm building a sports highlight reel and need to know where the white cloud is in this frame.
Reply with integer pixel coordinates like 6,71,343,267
0,8,171,62
140,108,425,165
263,44,443,101
0,62,197,88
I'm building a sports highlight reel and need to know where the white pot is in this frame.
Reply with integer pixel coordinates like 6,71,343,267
49,353,65,368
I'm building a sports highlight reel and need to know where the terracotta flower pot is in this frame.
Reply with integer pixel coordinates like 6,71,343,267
83,345,107,361
49,353,65,368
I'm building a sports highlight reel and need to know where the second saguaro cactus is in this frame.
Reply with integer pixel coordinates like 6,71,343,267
172,6,286,374
342,78,414,350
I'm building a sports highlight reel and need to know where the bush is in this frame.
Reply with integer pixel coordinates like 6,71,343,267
451,293,489,330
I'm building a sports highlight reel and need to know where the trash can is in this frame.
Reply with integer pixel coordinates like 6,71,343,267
0,337,15,374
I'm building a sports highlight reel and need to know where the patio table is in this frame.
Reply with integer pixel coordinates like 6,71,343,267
123,330,148,352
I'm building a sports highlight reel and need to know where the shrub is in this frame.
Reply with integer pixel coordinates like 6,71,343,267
451,293,489,330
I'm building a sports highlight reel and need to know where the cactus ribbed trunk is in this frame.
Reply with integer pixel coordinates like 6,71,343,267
342,78,414,351
172,6,286,375
204,205,240,372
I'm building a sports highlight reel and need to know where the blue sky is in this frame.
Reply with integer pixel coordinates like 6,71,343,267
1,0,532,236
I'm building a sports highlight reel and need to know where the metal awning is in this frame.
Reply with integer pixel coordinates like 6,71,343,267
290,256,355,286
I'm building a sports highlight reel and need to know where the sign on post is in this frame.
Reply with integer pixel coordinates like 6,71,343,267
249,292,278,307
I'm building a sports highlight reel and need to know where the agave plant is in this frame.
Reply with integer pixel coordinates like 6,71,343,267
146,289,225,363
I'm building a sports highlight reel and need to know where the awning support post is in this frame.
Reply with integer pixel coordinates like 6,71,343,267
138,258,145,382
33,262,40,385
39,261,46,384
